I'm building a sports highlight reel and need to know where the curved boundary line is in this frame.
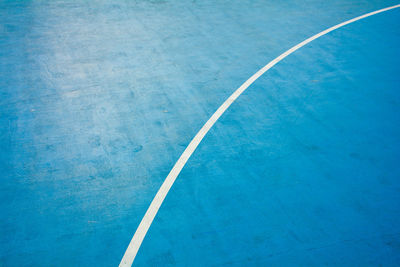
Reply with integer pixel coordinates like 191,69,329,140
120,4,400,266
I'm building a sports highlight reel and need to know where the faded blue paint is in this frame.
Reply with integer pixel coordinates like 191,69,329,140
1,1,399,266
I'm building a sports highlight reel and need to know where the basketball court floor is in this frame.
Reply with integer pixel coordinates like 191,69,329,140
1,1,400,266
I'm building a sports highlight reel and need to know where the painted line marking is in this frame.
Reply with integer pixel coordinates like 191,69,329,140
119,4,400,266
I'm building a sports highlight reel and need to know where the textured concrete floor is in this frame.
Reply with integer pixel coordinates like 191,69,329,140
1,1,400,266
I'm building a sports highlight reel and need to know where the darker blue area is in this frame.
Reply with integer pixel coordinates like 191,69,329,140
135,7,400,267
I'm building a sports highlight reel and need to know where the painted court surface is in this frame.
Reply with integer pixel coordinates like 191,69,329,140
1,1,400,266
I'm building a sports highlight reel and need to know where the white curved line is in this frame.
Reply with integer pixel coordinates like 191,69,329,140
119,4,400,266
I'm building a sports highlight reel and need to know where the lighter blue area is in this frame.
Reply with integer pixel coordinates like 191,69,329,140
0,0,399,266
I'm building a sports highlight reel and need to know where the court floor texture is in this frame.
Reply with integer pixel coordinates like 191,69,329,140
1,0,400,266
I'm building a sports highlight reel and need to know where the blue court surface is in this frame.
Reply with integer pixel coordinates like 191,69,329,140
1,1,400,266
